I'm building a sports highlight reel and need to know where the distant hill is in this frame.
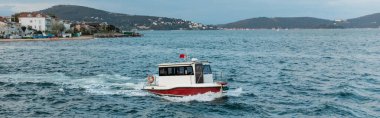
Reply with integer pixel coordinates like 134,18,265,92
220,13,380,29
219,17,341,29
39,5,380,29
343,13,380,28
39,5,215,30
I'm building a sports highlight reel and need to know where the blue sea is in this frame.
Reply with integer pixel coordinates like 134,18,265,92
0,29,379,117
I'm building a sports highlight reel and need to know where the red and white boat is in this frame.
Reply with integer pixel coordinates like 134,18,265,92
142,58,228,97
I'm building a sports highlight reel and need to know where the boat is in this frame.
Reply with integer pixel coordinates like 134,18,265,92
123,31,142,37
94,32,142,38
142,57,228,97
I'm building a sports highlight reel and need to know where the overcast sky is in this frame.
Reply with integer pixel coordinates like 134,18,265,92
1,0,380,24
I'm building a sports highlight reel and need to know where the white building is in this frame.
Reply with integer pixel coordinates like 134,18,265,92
18,12,52,31
63,22,71,31
0,17,7,28
0,17,8,37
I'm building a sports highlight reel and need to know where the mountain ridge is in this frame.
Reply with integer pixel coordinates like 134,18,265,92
344,13,380,28
220,13,380,29
220,17,340,29
38,5,380,29
39,5,215,30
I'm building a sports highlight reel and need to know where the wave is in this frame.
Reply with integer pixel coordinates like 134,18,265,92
0,73,244,99
0,73,149,96
161,92,224,102
226,87,243,97
63,74,149,96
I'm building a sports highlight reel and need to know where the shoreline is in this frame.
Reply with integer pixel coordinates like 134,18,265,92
0,35,94,42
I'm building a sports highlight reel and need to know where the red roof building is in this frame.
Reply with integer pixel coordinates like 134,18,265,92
18,12,47,18
17,12,52,31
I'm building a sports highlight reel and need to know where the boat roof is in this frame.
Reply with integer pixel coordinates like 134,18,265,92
158,61,210,67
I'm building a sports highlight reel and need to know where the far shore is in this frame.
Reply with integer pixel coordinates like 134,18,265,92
0,35,95,42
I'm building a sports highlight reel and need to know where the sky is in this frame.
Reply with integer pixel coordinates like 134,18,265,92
1,0,380,24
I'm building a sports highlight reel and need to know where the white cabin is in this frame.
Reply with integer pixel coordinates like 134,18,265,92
156,61,213,87
18,12,52,31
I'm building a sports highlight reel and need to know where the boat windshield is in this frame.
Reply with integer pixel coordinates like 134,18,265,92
203,65,212,74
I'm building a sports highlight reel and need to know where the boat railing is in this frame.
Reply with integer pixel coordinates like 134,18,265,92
213,71,224,81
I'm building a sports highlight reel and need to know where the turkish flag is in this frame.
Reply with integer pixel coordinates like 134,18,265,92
179,54,186,58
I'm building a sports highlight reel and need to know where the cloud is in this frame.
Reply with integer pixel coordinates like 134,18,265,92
0,3,53,15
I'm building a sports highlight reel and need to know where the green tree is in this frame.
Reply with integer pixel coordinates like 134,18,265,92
51,22,65,36
11,13,20,22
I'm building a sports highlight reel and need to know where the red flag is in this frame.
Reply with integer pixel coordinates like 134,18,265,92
179,54,186,58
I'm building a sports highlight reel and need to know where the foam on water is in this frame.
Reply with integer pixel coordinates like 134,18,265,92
77,76,152,96
226,87,243,97
0,73,149,96
69,74,147,96
161,92,224,102
0,73,243,99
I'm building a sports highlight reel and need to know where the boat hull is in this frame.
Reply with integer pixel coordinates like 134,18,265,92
143,86,222,96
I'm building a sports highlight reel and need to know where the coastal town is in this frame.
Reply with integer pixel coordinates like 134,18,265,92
0,12,140,41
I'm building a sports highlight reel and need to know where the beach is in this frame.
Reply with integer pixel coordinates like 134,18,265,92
0,35,94,42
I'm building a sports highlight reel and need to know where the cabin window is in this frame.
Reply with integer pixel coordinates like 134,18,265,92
203,65,212,74
177,67,185,75
159,68,167,76
185,66,193,75
159,66,193,76
167,67,175,75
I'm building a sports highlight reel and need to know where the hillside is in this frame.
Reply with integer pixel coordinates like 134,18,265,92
39,5,380,29
220,17,341,29
344,13,380,28
39,5,215,30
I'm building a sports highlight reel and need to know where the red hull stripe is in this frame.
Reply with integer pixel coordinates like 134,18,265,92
145,87,222,96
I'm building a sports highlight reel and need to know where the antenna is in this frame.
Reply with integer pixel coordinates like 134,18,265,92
185,49,189,61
